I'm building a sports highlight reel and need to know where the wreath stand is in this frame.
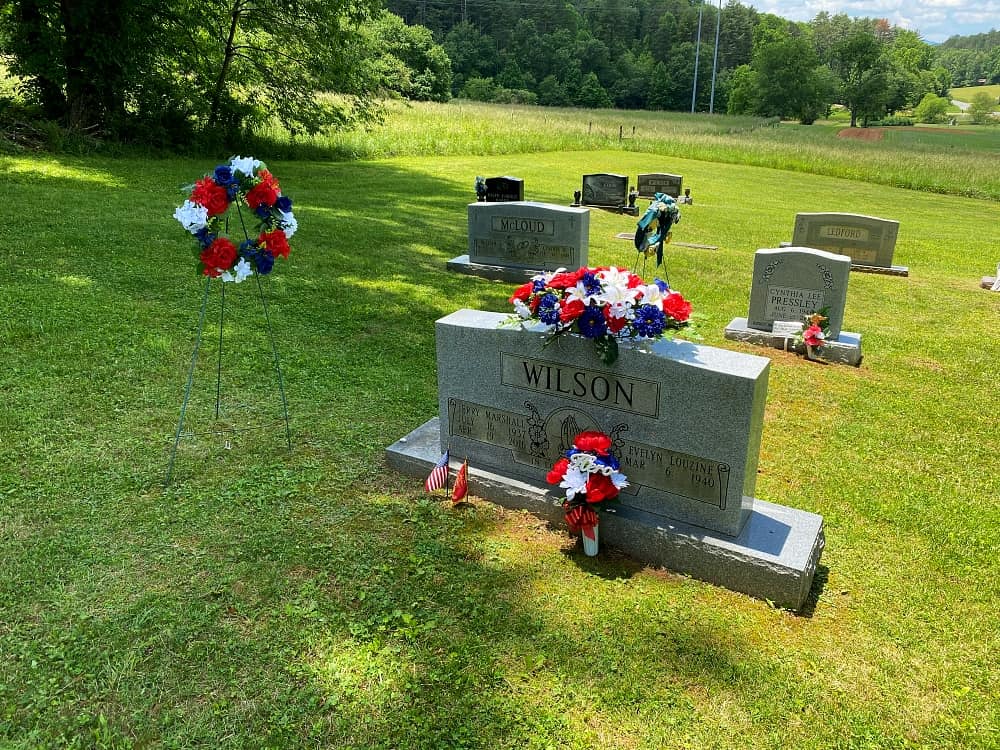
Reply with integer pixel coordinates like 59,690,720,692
165,272,291,486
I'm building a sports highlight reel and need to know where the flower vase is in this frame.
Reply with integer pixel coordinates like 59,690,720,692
581,522,599,556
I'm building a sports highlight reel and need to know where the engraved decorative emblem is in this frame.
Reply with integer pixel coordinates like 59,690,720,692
816,262,835,290
761,258,783,283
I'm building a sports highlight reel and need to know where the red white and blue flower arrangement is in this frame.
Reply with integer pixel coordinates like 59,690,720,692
509,266,692,364
546,430,628,555
173,156,296,283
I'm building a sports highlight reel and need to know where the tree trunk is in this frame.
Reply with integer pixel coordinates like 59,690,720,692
14,0,67,120
59,0,127,132
208,0,244,129
850,107,857,127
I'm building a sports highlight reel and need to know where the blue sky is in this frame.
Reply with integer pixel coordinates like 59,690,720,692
747,1,1000,43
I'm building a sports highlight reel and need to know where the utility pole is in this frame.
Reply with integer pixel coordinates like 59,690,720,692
462,0,467,24
691,3,703,113
709,0,721,113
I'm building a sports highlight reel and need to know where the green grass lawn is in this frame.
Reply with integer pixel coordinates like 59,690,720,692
951,84,1000,102
1,141,999,748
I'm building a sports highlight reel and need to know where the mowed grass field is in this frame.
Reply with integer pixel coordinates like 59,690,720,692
1,106,999,748
951,84,1000,102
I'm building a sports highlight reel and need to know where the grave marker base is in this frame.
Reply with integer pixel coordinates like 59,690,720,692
446,254,540,283
724,317,863,367
387,418,825,612
980,276,996,290
777,242,908,276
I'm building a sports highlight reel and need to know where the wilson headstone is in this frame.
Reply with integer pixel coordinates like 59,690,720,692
448,201,590,283
637,173,683,199
387,310,826,610
581,173,628,208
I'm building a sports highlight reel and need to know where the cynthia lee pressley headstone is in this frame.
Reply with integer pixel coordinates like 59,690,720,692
447,201,590,283
637,173,683,200
387,310,826,610
789,212,907,276
725,247,863,366
581,173,628,209
484,176,524,202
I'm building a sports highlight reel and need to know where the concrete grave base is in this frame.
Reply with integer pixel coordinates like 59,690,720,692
446,254,540,283
724,317,863,367
387,418,825,612
850,263,909,277
982,276,997,290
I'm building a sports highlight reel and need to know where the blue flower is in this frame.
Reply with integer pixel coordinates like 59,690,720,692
275,196,293,213
213,166,234,187
240,238,258,254
576,306,607,339
654,278,670,294
536,293,561,325
634,304,666,337
580,272,601,296
532,279,547,292
254,250,275,275
194,227,216,248
254,204,272,220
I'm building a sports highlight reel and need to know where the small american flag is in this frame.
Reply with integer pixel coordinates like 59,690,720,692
424,451,450,492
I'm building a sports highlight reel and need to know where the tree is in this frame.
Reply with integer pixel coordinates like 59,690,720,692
967,92,997,124
831,26,889,126
913,93,950,124
364,11,452,102
751,26,832,122
576,72,613,108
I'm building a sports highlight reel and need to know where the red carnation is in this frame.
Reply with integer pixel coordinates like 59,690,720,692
559,298,585,323
509,282,533,304
626,273,644,289
546,457,569,485
246,182,278,211
585,473,619,503
573,431,612,455
662,292,692,323
603,306,628,334
200,237,238,277
258,229,290,259
190,177,230,217
547,268,585,289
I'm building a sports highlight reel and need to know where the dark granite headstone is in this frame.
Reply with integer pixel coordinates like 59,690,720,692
638,173,683,199
484,176,524,202
582,173,628,208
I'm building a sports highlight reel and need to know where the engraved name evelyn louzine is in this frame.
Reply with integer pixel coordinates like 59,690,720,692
500,353,659,417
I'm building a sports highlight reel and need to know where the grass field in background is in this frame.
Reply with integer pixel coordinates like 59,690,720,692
951,84,1000,102
1,147,997,748
258,100,1000,200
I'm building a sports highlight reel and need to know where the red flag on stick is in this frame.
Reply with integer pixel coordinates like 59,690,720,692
452,459,469,503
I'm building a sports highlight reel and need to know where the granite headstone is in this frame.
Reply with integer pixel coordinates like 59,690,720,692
791,212,899,269
582,173,628,208
484,176,524,202
637,173,683,199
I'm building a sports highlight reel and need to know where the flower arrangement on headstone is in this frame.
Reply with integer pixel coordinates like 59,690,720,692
795,308,831,361
546,430,628,555
174,156,296,282
508,266,693,365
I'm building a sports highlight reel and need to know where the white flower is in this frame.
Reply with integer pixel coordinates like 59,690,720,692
597,267,642,307
560,466,589,501
611,471,629,490
639,282,667,308
230,156,261,176
173,200,208,233
220,258,253,284
280,211,297,238
513,299,533,319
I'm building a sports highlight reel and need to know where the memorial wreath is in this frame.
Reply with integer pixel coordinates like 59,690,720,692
173,156,297,283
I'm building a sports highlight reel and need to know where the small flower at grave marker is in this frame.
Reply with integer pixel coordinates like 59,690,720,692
546,430,628,556
507,266,693,364
795,307,831,359
174,157,296,282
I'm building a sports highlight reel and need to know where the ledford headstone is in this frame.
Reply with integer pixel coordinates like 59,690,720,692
637,173,683,200
790,212,907,276
725,247,863,366
582,173,629,209
448,201,590,283
387,310,826,610
484,176,524,202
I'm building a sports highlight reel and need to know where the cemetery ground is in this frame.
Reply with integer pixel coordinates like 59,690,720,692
2,134,998,747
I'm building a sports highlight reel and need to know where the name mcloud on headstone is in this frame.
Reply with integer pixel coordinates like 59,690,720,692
387,310,826,611
790,212,907,276
637,173,683,200
447,201,590,283
581,173,628,208
725,247,863,366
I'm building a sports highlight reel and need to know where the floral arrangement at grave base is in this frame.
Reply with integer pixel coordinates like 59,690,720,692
795,307,831,360
173,156,297,283
546,430,628,556
508,266,693,365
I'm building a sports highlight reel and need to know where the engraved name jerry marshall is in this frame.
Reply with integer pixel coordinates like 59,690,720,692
500,353,660,417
